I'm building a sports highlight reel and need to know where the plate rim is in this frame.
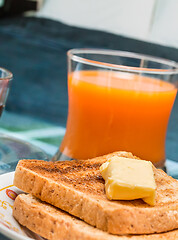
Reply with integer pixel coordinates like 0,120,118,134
0,223,32,240
0,171,32,240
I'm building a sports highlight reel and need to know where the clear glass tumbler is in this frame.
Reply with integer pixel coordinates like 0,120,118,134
53,49,178,168
0,67,12,116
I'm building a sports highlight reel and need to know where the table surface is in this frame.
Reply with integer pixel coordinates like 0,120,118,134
0,233,9,240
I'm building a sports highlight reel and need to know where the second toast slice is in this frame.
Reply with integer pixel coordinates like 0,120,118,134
13,193,178,240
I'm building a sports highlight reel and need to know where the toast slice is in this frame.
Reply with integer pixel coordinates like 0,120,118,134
13,151,178,235
13,194,178,240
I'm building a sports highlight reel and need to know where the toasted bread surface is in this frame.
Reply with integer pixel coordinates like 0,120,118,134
13,194,178,240
13,151,178,235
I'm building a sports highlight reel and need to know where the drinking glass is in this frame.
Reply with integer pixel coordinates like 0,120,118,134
0,67,12,116
0,67,48,174
53,49,178,168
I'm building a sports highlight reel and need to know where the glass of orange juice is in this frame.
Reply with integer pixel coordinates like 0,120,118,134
53,49,178,168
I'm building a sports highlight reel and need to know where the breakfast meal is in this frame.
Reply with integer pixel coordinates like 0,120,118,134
13,151,178,240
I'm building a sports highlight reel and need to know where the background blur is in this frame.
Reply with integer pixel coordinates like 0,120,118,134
38,0,178,49
0,0,177,161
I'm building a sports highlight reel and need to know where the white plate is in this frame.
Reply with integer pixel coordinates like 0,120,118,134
0,172,44,240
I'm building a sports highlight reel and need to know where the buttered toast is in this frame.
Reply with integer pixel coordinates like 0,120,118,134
13,151,178,235
13,194,178,240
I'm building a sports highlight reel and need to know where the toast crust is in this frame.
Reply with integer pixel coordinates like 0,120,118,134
13,151,178,235
13,194,178,240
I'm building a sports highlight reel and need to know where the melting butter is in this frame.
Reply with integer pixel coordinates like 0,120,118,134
100,156,156,206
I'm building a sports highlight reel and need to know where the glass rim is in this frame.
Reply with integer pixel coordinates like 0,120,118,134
67,48,178,75
0,67,13,80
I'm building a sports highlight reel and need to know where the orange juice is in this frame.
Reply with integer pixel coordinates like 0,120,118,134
60,70,177,166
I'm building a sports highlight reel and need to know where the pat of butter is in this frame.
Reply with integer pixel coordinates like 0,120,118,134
100,156,156,206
